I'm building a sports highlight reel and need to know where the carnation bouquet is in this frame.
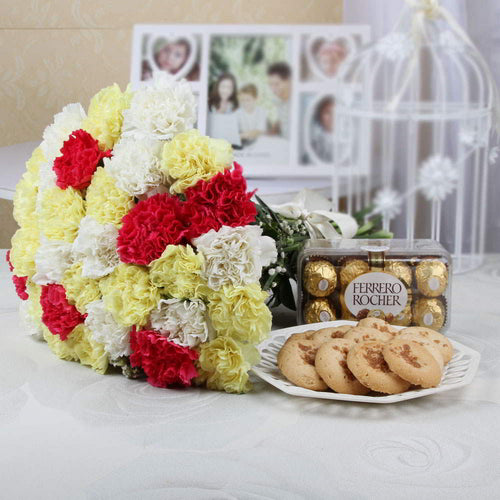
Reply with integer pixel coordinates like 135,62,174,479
8,73,277,393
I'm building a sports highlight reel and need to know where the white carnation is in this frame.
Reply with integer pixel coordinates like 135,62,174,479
72,216,120,278
150,298,210,348
85,300,131,360
193,225,277,290
32,236,73,285
19,301,43,339
104,136,163,196
40,103,86,162
122,72,196,141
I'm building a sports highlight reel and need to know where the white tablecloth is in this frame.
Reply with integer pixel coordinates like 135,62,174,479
1,249,500,499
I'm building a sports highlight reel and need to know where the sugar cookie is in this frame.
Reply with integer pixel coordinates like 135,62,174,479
383,338,442,388
347,341,411,394
312,325,352,344
395,332,444,370
315,339,370,395
398,326,453,364
344,326,392,344
358,317,398,336
278,339,327,391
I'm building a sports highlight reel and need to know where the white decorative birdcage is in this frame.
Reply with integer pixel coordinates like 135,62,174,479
333,0,499,273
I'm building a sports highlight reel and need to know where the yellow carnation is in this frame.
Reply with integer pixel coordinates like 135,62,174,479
197,337,260,393
149,244,204,298
83,83,132,150
40,186,85,242
86,167,134,226
26,280,43,327
9,222,39,277
207,283,271,344
99,263,160,327
13,171,38,227
62,262,101,314
43,324,108,374
25,146,45,177
161,129,233,193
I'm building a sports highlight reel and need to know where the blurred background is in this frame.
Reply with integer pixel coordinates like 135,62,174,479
1,0,498,254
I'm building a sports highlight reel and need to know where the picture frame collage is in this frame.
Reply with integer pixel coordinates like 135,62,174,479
131,24,370,178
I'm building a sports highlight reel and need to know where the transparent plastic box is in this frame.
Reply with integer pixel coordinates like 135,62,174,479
297,239,452,332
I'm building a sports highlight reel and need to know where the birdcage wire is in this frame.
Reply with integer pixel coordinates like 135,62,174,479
333,0,498,273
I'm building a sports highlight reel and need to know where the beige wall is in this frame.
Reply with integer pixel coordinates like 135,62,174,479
0,0,342,147
0,0,342,248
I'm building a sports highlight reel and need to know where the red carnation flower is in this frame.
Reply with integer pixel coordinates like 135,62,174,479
53,129,111,190
40,284,86,340
6,250,13,272
184,163,257,240
117,193,188,265
130,328,199,388
12,275,29,300
6,251,28,300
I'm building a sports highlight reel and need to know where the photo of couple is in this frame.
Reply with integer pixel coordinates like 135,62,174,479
207,35,292,165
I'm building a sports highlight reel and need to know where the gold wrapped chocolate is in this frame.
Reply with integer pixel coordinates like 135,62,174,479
391,304,412,326
339,293,357,321
304,298,336,323
303,260,337,297
384,260,413,287
413,297,446,330
367,309,386,320
339,259,369,288
415,259,448,297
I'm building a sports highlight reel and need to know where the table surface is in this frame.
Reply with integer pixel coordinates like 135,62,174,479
1,249,500,499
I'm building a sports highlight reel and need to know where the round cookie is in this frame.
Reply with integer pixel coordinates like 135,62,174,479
312,325,352,344
358,317,398,336
398,326,453,364
278,339,328,391
347,341,411,394
315,339,370,395
383,339,442,388
344,326,393,344
396,332,444,370
277,330,316,366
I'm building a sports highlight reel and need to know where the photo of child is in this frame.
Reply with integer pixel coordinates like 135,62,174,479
236,84,267,146
140,34,201,82
301,34,355,82
300,93,335,165
207,34,292,165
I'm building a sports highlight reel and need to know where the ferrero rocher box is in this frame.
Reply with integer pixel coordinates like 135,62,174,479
297,239,451,332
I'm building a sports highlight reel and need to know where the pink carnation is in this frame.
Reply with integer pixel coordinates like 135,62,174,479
40,284,86,340
130,328,199,388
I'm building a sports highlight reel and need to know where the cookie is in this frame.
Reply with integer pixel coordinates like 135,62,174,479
312,325,352,344
358,317,398,336
278,339,328,391
398,326,453,364
395,332,444,370
346,341,411,394
344,326,393,344
277,330,316,365
315,339,370,395
383,338,442,388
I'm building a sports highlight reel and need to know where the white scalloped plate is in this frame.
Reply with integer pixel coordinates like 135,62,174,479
253,320,481,404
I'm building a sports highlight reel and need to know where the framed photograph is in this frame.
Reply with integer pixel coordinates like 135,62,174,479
131,25,370,177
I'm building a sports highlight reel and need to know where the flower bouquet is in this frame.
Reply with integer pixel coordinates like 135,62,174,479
8,73,277,393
